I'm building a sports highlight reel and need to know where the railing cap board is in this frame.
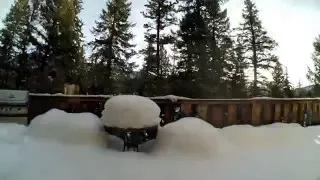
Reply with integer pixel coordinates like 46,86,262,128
29,94,175,104
29,94,320,104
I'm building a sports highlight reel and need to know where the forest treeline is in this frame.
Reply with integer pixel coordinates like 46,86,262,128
0,0,318,98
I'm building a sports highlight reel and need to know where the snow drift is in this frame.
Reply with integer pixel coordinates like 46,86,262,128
101,95,161,129
221,123,318,150
26,109,107,147
151,117,235,158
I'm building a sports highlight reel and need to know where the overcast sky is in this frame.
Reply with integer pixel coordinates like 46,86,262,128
1,0,320,87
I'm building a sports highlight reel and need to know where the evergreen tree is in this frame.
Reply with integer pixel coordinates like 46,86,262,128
30,0,85,92
283,67,294,97
174,0,206,98
238,0,278,96
140,35,157,96
0,0,34,89
142,0,177,78
268,61,285,97
295,80,307,97
227,37,248,98
307,35,320,96
89,0,136,94
204,0,232,97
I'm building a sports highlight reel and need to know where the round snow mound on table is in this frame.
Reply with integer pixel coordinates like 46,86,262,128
151,117,234,158
101,95,161,129
26,109,107,147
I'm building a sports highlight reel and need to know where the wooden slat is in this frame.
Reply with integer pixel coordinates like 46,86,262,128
227,104,237,126
163,103,174,124
210,105,224,128
274,104,281,123
197,104,208,121
251,100,261,126
318,103,320,119
263,104,272,125
240,105,251,124
291,103,298,123
283,104,291,123
299,103,306,125
181,103,192,114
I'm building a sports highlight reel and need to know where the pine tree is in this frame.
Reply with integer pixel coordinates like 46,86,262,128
307,35,320,96
89,0,136,94
238,0,278,96
140,35,157,96
268,61,285,97
204,0,232,97
30,0,85,92
174,0,206,98
295,80,306,97
228,37,248,98
0,0,33,89
142,0,177,78
283,67,294,97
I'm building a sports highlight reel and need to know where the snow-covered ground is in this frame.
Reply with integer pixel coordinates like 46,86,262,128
1,111,320,180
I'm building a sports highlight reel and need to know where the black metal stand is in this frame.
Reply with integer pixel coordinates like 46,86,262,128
104,125,158,152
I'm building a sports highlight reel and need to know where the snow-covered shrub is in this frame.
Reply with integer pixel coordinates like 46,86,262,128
26,109,107,147
101,95,161,129
151,117,235,158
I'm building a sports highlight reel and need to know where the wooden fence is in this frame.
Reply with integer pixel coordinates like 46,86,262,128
28,94,320,128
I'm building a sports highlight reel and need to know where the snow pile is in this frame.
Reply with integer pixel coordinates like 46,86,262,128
0,123,26,144
152,117,236,158
2,118,320,179
101,95,161,129
221,123,318,150
0,124,26,175
26,109,107,147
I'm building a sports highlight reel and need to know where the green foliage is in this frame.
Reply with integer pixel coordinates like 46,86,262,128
0,0,296,98
227,37,248,98
238,0,278,96
89,0,136,94
307,35,320,96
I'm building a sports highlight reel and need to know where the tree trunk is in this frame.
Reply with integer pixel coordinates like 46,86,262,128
250,13,258,96
156,3,161,78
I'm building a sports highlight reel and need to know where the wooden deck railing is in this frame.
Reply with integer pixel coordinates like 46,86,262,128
27,94,320,128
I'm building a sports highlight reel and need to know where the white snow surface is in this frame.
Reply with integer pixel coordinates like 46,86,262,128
151,117,236,158
26,109,107,147
2,111,320,180
101,95,161,129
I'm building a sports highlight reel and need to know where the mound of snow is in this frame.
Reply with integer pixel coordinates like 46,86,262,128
151,117,235,158
221,123,316,150
26,109,107,147
101,95,161,129
0,123,26,144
